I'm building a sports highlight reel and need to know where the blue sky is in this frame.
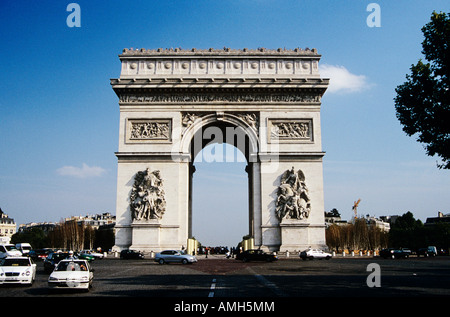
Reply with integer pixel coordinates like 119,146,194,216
1,1,449,247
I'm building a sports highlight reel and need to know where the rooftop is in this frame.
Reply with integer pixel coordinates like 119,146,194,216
120,47,320,57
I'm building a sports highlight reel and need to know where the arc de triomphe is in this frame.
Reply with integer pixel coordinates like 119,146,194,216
111,47,329,252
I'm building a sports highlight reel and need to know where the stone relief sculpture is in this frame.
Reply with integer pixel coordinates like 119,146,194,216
118,92,321,104
129,121,170,140
276,167,311,221
181,113,200,131
270,121,311,140
236,113,258,132
130,168,166,221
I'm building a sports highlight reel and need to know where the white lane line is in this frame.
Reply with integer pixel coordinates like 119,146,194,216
247,267,286,297
208,278,217,297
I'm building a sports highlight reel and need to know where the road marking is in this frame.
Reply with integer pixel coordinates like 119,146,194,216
208,278,216,297
247,267,286,296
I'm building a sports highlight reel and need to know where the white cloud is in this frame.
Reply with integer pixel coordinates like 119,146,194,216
56,163,106,178
319,64,369,94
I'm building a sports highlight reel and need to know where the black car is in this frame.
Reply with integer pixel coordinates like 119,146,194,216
417,246,438,257
43,252,70,273
28,249,52,261
235,249,278,262
379,248,410,259
120,250,145,259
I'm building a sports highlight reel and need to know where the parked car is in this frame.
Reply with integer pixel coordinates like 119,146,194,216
235,249,278,262
48,259,93,291
44,252,70,273
379,248,410,259
0,256,36,285
299,248,332,260
154,250,197,264
120,250,145,259
0,244,22,259
80,250,104,260
417,246,438,257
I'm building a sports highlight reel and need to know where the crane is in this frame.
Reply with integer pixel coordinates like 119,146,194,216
352,199,361,219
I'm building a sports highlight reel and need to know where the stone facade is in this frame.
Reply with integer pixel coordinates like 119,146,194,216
111,48,329,252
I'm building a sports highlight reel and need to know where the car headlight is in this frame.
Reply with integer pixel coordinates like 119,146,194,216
49,276,58,281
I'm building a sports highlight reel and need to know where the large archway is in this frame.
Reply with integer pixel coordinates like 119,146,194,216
191,143,248,247
111,47,329,252
187,117,258,248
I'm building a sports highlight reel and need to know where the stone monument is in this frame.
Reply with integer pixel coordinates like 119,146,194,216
111,47,329,252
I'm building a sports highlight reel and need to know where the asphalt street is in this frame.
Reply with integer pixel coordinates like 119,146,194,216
1,255,449,299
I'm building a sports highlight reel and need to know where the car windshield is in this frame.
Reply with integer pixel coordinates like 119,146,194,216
4,245,19,251
55,261,88,271
0,258,31,266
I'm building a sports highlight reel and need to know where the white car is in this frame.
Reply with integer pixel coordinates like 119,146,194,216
299,248,332,260
48,259,93,291
0,257,37,285
0,244,22,259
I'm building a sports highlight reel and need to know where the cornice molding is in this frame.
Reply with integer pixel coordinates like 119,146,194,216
120,47,320,57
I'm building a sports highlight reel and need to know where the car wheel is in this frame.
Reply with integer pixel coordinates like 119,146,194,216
182,259,188,264
158,259,165,265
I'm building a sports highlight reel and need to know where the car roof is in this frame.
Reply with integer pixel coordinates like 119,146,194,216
59,258,88,263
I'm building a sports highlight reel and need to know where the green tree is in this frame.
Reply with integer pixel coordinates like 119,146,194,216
11,228,49,249
325,208,340,218
389,212,424,249
394,11,450,169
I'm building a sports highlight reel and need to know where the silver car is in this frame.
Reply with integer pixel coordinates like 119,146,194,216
154,250,197,264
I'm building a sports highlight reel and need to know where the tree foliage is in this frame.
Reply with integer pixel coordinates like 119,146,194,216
326,218,389,252
389,212,450,250
394,11,450,169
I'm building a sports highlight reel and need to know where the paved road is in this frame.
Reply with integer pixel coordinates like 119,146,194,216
1,255,449,298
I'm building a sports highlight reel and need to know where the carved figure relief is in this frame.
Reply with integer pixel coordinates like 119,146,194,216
236,113,258,132
128,119,171,141
269,119,312,141
181,112,259,135
130,168,166,221
119,92,321,104
182,113,200,130
276,167,311,221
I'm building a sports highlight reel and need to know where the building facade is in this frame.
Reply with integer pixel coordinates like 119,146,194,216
0,208,16,243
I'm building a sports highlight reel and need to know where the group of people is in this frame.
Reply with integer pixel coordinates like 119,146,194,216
196,246,243,258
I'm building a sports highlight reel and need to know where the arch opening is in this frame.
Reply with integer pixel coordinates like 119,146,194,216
187,119,258,249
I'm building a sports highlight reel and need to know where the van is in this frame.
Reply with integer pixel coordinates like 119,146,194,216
0,244,22,258
16,243,32,255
